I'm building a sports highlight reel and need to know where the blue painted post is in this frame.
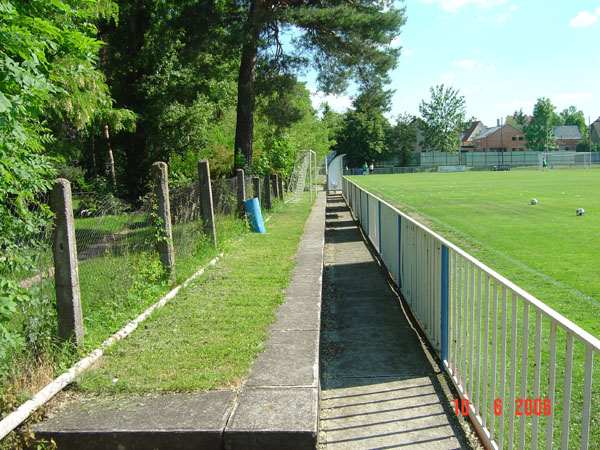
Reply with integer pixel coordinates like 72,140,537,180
441,245,450,363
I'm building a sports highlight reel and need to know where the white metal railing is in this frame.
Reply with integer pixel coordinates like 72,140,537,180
342,176,600,450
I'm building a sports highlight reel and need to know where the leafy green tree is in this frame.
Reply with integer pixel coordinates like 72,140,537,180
320,103,344,151
0,0,119,372
333,84,393,166
233,0,406,169
98,1,241,196
388,114,417,166
525,98,560,151
559,106,588,141
419,84,466,152
507,109,529,130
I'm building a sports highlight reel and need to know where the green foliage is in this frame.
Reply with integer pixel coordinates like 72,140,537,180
99,1,241,190
1,0,120,377
333,82,393,166
525,97,560,151
232,0,406,167
75,178,128,217
335,111,391,166
419,84,466,153
388,114,418,166
285,2,406,92
508,109,529,130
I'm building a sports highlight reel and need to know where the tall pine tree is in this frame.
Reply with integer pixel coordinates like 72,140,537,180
233,0,406,169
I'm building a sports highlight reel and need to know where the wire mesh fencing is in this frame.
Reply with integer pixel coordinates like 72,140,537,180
3,164,291,379
73,192,161,347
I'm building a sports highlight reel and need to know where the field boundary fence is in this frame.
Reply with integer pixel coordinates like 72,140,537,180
344,151,600,174
8,161,288,351
342,176,600,450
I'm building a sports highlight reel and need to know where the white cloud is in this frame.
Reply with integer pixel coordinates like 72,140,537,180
569,10,598,28
421,0,506,13
310,91,352,113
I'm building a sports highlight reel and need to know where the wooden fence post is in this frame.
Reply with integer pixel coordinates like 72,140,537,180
252,176,261,200
278,177,284,200
236,168,246,218
263,175,272,210
152,162,175,274
198,160,217,247
51,178,84,346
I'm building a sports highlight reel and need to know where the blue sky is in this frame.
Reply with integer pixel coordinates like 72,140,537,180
305,0,600,126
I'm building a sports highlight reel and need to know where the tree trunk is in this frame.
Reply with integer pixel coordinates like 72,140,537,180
234,1,262,171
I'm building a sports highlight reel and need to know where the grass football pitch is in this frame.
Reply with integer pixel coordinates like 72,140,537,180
349,169,600,339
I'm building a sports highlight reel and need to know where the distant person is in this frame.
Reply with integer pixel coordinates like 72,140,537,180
362,162,369,175
542,157,548,169
369,162,374,174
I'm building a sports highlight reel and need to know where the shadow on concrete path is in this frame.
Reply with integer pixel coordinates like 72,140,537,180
319,193,477,450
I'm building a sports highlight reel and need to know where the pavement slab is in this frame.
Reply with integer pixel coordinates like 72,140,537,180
32,391,235,450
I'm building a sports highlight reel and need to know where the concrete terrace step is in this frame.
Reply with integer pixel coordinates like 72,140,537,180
32,392,235,450
31,193,326,450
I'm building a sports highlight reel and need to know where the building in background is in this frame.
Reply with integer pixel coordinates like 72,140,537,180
591,117,600,145
553,126,582,151
474,123,527,151
461,121,487,150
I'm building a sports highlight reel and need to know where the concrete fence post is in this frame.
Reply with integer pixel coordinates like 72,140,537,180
152,162,175,274
263,175,272,210
271,174,279,201
198,160,217,247
236,168,246,218
50,178,84,346
252,176,261,200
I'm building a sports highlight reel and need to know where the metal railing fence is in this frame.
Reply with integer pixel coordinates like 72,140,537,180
342,176,600,450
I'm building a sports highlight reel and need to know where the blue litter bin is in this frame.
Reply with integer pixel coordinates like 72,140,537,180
244,197,266,233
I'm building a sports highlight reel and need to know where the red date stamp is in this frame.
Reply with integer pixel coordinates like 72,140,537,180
453,398,552,417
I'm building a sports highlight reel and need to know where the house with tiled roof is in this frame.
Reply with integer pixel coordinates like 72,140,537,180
553,125,582,151
591,117,600,145
461,120,487,150
473,123,527,151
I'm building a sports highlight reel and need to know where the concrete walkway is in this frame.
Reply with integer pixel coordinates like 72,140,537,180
319,194,474,450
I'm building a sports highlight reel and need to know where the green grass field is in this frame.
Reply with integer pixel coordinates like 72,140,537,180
350,169,600,338
350,170,600,449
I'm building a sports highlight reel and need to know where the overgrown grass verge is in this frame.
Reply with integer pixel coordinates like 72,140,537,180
77,194,313,392
0,212,249,449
